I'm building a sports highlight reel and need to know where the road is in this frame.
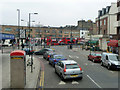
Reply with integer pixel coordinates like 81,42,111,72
35,46,119,89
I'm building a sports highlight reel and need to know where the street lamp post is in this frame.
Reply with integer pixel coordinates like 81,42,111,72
28,13,38,73
17,9,20,49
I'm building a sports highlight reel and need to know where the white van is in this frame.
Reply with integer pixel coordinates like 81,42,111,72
101,52,120,70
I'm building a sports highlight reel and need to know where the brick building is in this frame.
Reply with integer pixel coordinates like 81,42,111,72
0,25,80,39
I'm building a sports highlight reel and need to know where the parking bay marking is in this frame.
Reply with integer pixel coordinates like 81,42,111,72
58,81,66,85
72,81,79,84
87,75,102,88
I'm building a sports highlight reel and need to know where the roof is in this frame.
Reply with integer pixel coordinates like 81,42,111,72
102,52,118,56
10,50,25,56
61,60,77,64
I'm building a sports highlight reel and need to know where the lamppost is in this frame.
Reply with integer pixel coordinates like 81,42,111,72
17,9,20,49
28,12,38,73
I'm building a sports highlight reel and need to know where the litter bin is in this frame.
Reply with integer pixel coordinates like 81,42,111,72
10,50,26,88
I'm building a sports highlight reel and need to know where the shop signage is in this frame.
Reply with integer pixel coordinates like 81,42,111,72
118,40,120,47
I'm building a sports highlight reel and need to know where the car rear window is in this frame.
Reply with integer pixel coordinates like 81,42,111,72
55,56,65,59
95,54,101,56
66,64,79,69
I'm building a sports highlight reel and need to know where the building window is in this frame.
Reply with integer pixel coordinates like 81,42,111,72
64,35,69,37
59,35,62,37
104,19,106,25
104,30,106,35
64,31,69,34
36,29,38,32
52,30,56,33
97,22,98,27
59,30,62,33
5,28,12,31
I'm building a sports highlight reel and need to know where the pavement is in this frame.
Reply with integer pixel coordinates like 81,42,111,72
1,46,41,89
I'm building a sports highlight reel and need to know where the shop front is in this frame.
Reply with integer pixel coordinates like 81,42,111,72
107,40,118,54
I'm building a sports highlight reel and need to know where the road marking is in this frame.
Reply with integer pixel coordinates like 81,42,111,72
76,56,79,58
58,81,66,85
109,71,114,73
72,81,79,84
69,55,72,58
85,63,88,65
39,57,43,59
87,75,102,88
39,71,44,88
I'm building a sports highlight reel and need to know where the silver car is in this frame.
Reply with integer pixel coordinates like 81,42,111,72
55,60,83,80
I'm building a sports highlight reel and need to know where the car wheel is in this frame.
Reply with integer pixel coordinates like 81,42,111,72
60,73,64,80
55,68,57,74
88,57,90,60
49,61,51,65
93,59,95,63
107,64,111,70
79,77,83,80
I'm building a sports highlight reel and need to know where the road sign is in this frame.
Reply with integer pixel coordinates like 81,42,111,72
20,29,26,39
118,40,120,47
30,38,35,46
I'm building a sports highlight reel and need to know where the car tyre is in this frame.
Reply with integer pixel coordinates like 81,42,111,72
49,61,51,65
107,64,111,70
93,59,95,63
55,68,57,74
88,57,90,60
79,77,83,80
60,73,64,80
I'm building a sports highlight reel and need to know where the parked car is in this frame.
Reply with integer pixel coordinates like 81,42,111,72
88,53,101,63
49,55,67,67
43,51,56,60
34,48,53,55
23,48,35,55
55,60,83,80
101,52,120,70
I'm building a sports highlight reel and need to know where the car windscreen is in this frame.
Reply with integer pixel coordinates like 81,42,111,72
109,55,119,61
55,56,65,59
66,64,79,69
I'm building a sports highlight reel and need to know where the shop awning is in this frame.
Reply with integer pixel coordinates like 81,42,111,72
107,40,118,47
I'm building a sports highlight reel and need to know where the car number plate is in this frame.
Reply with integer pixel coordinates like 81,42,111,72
117,66,120,68
70,75,78,77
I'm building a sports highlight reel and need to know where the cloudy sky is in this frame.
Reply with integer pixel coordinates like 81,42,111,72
0,0,117,27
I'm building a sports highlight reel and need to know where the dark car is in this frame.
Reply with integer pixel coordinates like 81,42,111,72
34,48,53,55
23,48,35,55
49,54,67,67
88,53,101,63
43,51,56,60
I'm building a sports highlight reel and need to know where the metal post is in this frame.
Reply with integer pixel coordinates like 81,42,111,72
17,9,20,49
29,13,31,51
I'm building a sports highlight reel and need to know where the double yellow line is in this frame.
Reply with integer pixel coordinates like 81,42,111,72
39,70,44,89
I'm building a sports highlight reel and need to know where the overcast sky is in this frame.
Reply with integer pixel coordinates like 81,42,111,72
0,0,117,27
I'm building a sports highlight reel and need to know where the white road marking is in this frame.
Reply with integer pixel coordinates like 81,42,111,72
109,71,114,73
85,63,88,65
39,57,43,59
87,75,102,88
72,81,79,84
76,56,79,58
69,55,72,58
58,81,66,85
